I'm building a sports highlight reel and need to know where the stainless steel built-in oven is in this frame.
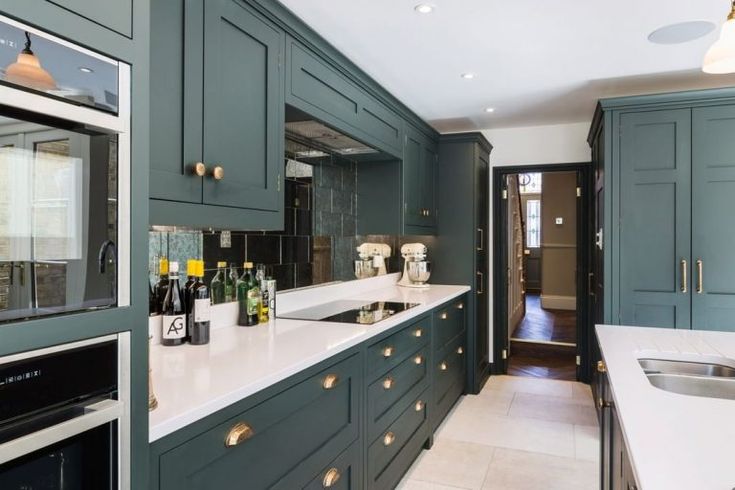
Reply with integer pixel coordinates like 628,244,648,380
0,333,130,489
0,15,130,323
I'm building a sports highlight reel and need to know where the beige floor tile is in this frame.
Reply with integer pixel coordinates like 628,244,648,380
574,424,600,462
481,448,598,490
436,408,576,458
457,389,515,415
572,382,595,405
482,375,574,398
509,392,598,426
396,478,471,490
405,439,495,490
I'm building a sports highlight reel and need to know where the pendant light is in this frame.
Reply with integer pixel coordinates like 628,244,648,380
703,1,735,74
4,32,57,90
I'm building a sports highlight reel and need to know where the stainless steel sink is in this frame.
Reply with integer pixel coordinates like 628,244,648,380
646,373,735,401
638,358,735,378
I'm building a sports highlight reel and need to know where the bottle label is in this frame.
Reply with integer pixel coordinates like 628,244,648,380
247,290,260,316
162,315,186,339
194,299,211,323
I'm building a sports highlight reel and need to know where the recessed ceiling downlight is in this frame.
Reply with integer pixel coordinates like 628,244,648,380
484,107,495,113
414,4,434,14
461,72,475,80
648,21,716,45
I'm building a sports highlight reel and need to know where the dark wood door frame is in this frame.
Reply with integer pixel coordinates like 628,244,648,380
492,162,593,383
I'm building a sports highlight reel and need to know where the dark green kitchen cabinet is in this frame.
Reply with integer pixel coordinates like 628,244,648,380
47,0,133,37
590,88,735,332
150,0,284,228
403,124,438,233
431,299,467,430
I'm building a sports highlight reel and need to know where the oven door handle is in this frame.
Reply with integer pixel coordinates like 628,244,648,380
0,398,123,465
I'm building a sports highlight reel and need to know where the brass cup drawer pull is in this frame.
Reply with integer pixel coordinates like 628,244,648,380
225,422,254,447
322,374,339,390
382,346,394,358
382,377,395,390
414,355,424,365
383,431,396,446
439,312,448,320
456,346,464,355
439,361,448,371
322,468,341,488
413,328,423,338
415,400,425,412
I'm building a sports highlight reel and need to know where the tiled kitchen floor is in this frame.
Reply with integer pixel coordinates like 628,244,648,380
398,375,599,490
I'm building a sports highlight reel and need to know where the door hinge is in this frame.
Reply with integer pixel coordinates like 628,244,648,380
576,355,581,366
576,186,582,198
501,189,508,200
502,349,508,360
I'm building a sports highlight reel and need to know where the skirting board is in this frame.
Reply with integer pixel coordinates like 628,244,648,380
540,294,576,311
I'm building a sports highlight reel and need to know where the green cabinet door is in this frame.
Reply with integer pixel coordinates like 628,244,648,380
202,0,284,212
47,0,133,37
619,109,692,328
403,125,437,232
421,139,438,228
691,105,735,331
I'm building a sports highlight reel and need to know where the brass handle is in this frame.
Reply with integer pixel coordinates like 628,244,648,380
457,346,464,355
597,360,606,373
477,228,483,251
225,422,254,447
697,259,703,294
476,271,484,294
680,258,687,293
322,374,339,390
414,355,424,365
382,377,394,390
212,165,224,180
415,400,424,412
192,161,207,176
383,431,396,446
456,302,464,310
382,346,394,358
413,328,423,338
440,312,448,320
597,397,610,410
322,468,341,488
439,361,448,371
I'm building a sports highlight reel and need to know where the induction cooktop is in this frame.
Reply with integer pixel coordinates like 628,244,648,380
277,300,420,325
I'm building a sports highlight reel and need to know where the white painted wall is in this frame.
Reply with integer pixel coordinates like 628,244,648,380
478,122,591,363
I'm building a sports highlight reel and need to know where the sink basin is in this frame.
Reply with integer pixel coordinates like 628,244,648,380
646,373,735,401
639,358,735,378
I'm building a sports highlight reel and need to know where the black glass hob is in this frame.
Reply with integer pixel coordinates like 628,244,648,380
277,300,420,325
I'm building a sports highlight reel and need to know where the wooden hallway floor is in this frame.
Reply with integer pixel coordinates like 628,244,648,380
511,294,576,343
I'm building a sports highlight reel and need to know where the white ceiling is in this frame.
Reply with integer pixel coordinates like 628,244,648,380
278,0,735,131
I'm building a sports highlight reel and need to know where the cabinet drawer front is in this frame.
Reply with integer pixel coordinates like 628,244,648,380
159,354,361,490
368,317,429,379
368,387,429,486
367,346,429,440
434,331,467,408
302,442,361,490
47,0,132,37
433,300,465,349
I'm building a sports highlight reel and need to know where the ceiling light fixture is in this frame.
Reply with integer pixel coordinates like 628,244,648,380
4,32,57,91
414,4,434,14
704,1,735,74
78,66,94,73
484,107,495,113
461,72,475,80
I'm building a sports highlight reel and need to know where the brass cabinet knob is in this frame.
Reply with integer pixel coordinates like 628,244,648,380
439,361,448,371
413,328,423,338
225,422,254,447
598,397,610,410
322,468,341,488
322,374,339,390
192,161,207,176
415,400,425,412
382,346,394,358
597,360,606,373
440,312,448,320
382,377,394,390
211,165,224,180
456,302,464,310
456,346,464,355
414,355,424,365
383,431,396,446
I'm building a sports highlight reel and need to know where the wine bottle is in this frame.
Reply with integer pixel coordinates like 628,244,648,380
210,261,227,304
153,257,169,315
183,259,197,340
237,262,260,326
161,261,186,346
189,260,211,345
226,263,238,302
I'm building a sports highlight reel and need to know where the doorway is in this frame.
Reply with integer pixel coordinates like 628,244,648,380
493,163,592,382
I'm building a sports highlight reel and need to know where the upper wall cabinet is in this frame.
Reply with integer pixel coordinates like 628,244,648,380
150,0,284,229
286,38,404,158
403,124,437,233
46,0,132,38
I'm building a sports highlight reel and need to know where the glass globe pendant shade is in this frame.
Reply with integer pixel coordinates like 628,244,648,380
4,32,57,91
703,5,735,74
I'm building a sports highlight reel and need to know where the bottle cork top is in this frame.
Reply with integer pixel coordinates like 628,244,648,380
187,259,197,276
245,261,254,269
159,257,169,275
197,260,205,278
169,261,179,273
217,261,227,268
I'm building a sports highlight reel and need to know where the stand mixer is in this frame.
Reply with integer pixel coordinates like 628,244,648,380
355,243,392,279
398,243,431,288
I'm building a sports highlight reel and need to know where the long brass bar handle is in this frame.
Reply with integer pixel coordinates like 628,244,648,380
697,259,703,294
680,259,687,293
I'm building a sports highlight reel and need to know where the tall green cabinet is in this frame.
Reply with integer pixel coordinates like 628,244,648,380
589,88,735,332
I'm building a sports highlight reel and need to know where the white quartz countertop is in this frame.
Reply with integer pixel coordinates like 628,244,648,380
149,277,469,442
597,325,735,490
